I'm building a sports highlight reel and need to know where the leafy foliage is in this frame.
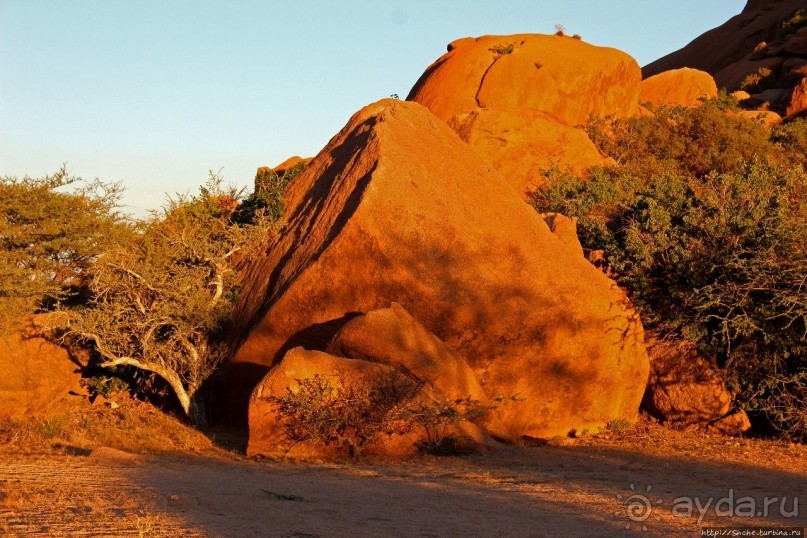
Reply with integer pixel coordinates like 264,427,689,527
534,103,807,440
402,397,489,454
0,166,132,324
781,9,807,36
66,174,279,425
740,67,775,93
268,373,489,457
234,161,305,224
268,372,418,457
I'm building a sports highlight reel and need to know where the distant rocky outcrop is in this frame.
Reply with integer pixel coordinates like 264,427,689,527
643,0,807,117
256,156,312,180
639,68,718,109
406,34,641,192
230,99,649,449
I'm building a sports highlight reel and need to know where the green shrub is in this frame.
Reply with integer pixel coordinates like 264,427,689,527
0,166,132,323
403,397,489,455
605,418,632,432
268,373,489,457
81,372,131,399
489,43,514,56
268,372,418,457
234,161,305,225
740,67,775,93
782,9,807,35
534,100,807,440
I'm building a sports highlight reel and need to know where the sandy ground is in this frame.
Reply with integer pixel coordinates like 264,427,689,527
1,423,805,537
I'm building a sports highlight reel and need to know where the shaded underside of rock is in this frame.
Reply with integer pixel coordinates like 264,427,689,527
447,108,605,192
326,303,488,406
407,34,641,126
641,334,731,425
640,68,718,108
230,98,649,440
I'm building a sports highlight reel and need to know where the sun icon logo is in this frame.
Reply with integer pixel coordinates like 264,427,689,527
614,484,664,531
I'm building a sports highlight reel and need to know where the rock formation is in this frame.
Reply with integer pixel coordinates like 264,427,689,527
447,108,605,192
643,1,807,117
230,98,649,444
408,34,641,125
641,334,732,425
0,315,85,419
639,68,718,108
248,305,497,457
405,34,641,192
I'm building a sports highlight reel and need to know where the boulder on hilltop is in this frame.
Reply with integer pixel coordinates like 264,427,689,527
405,34,639,193
228,98,649,443
640,68,718,109
407,34,641,126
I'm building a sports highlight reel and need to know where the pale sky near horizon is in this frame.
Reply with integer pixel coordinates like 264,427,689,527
1,0,746,216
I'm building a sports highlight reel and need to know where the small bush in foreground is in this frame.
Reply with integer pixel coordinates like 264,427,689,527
268,373,489,457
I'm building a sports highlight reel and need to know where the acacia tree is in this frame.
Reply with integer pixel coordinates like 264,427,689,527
0,166,130,325
67,175,275,425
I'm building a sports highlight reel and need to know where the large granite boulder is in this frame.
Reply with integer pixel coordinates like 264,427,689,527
230,98,649,440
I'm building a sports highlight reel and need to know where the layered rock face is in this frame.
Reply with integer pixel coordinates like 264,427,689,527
643,0,806,80
0,315,84,419
639,68,718,108
406,34,642,192
231,98,649,443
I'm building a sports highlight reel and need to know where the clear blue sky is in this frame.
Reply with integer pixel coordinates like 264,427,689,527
1,0,745,215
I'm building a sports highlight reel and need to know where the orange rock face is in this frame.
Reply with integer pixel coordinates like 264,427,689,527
407,34,641,126
738,109,783,126
640,68,718,109
0,316,85,419
230,99,649,440
447,108,605,192
247,304,497,457
271,156,311,177
327,304,488,406
541,213,584,257
786,77,807,117
642,335,731,425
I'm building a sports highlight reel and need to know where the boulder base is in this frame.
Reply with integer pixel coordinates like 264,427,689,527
642,335,731,425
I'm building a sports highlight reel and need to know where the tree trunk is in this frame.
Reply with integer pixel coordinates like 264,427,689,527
189,391,209,428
